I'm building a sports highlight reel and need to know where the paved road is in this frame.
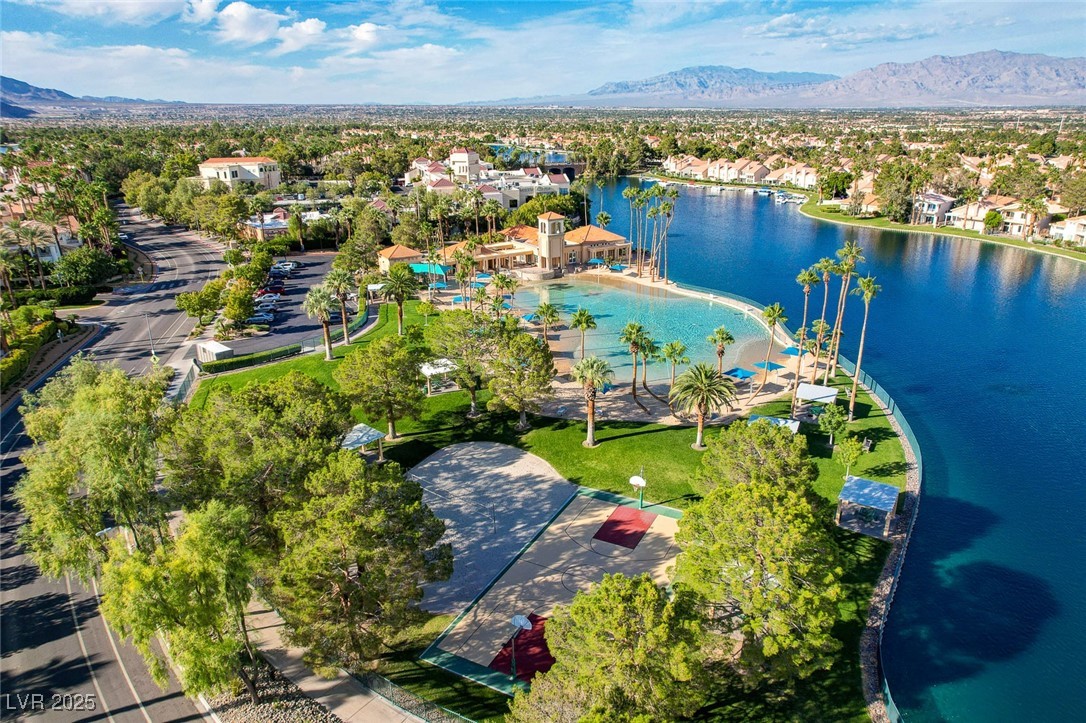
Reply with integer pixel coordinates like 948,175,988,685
1,205,222,722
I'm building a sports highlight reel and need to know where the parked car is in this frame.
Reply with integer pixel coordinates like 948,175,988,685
245,313,275,325
262,284,285,294
273,261,298,271
255,302,279,313
254,290,281,300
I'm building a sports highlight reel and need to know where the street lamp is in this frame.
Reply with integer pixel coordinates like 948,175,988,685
509,614,533,682
143,312,158,364
630,467,647,510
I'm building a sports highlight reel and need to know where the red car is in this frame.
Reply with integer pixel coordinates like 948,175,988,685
255,288,282,297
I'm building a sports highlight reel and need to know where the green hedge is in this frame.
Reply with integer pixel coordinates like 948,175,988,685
199,344,302,374
13,285,100,307
1,348,32,389
2,319,59,389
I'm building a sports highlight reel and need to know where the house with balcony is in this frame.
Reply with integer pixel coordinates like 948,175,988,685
914,192,956,226
944,195,1018,233
197,157,281,190
1049,215,1086,246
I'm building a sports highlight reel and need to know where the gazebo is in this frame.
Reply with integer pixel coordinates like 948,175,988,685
341,422,387,462
796,382,838,405
421,358,457,395
748,415,800,434
835,475,899,538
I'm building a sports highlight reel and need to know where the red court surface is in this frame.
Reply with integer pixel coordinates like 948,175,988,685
488,613,555,682
592,505,658,549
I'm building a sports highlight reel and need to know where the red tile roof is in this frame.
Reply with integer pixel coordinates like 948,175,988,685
428,178,455,189
201,156,276,166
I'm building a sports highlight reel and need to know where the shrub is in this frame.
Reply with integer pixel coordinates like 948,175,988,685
12,285,99,308
1,348,31,389
199,344,302,374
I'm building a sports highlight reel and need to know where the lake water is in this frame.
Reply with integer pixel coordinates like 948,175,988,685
592,179,1086,722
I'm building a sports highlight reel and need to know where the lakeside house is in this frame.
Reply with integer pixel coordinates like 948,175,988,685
197,156,281,190
944,195,1018,233
1049,215,1086,246
914,192,957,226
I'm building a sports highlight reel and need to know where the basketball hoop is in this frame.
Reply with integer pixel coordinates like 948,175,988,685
630,467,647,509
510,614,533,681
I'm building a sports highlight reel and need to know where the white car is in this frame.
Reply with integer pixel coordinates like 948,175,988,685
254,292,281,302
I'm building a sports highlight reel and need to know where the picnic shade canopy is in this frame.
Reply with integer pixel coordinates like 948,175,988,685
476,273,493,280
410,263,453,276
470,281,487,289
753,360,786,371
748,415,800,434
724,367,755,380
836,475,900,537
780,346,808,356
366,283,385,292
796,382,839,405
610,264,627,271
341,422,387,461
522,313,538,322
421,358,457,395
452,295,467,303
428,281,448,290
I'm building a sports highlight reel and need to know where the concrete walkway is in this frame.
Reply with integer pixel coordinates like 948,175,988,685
246,600,422,723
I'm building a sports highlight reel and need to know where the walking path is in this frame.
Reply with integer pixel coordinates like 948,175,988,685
246,600,422,723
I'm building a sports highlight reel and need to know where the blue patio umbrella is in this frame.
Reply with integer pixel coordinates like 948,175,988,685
610,264,627,271
501,302,512,309
754,361,786,371
470,281,487,289
428,281,448,290
724,367,756,379
780,346,808,356
588,257,606,265
476,273,493,280
522,313,538,322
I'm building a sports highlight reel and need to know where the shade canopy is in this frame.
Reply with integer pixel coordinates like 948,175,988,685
341,423,385,450
522,313,538,322
409,263,452,276
780,346,808,356
421,358,457,377
588,257,606,265
748,415,800,434
797,382,839,404
724,367,755,380
839,476,899,513
501,302,512,309
476,273,493,280
470,281,487,289
753,360,786,371
366,283,385,292
428,282,448,289
452,295,467,303
610,264,627,271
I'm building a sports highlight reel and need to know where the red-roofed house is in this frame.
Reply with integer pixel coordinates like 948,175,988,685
377,243,423,273
198,156,280,190
427,178,457,196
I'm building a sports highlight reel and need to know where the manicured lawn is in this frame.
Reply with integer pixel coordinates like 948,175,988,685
189,305,906,721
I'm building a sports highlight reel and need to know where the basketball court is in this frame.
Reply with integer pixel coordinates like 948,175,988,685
420,488,681,695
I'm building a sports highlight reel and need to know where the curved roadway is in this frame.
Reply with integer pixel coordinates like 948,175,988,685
1,205,223,722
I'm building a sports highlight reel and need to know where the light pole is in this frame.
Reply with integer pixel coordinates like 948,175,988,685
143,312,158,364
630,467,647,510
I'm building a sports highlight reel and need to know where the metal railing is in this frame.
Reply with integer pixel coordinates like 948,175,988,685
171,365,198,402
359,672,476,723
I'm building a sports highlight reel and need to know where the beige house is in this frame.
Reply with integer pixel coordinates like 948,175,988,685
377,243,423,273
1049,215,1086,246
944,195,1017,233
198,157,280,190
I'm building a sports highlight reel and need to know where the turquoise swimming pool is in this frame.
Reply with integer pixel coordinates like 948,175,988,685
512,277,769,381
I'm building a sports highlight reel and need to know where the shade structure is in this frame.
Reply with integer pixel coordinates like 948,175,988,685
796,382,839,404
470,281,487,289
476,273,493,280
753,360,786,371
420,358,456,378
409,263,452,276
748,415,801,434
452,295,467,303
588,257,606,265
780,346,808,356
724,367,755,380
501,302,512,309
839,476,899,513
428,281,448,290
341,423,385,450
610,264,627,271
522,313,538,322
366,283,385,292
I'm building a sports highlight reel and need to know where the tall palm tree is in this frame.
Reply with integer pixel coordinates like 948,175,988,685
752,302,787,397
661,340,689,387
324,268,355,345
571,356,614,448
670,363,737,450
808,319,831,384
31,207,65,259
848,275,881,421
595,211,612,229
812,257,837,381
15,222,52,290
0,249,17,306
381,262,420,336
826,241,865,382
706,326,735,374
639,336,660,395
1021,197,1047,239
536,302,559,341
619,321,646,400
303,286,336,361
569,308,596,359
790,267,821,416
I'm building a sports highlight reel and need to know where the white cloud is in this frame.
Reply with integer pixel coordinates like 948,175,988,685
346,22,382,51
272,18,327,55
214,1,286,45
182,0,220,24
11,0,189,24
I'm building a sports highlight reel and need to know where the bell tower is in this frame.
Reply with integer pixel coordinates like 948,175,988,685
536,212,564,270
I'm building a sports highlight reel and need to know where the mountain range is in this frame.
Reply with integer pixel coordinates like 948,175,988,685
0,76,182,116
473,51,1086,107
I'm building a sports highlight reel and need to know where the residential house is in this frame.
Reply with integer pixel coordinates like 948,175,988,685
197,157,281,190
1049,215,1086,246
448,148,481,182
914,192,956,226
377,243,424,273
944,195,1018,233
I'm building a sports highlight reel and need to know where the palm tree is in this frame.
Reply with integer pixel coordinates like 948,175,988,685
619,321,646,400
324,268,355,345
826,241,865,382
1021,197,1047,239
0,249,17,306
661,340,689,387
848,275,881,421
303,286,337,361
670,363,737,450
752,302,787,397
569,308,596,359
706,326,735,375
31,207,65,259
595,211,612,230
639,336,660,396
808,319,831,384
381,263,420,335
811,257,836,381
790,268,821,416
15,222,52,290
536,302,559,341
570,356,614,448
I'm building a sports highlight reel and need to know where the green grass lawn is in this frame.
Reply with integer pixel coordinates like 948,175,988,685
190,306,906,721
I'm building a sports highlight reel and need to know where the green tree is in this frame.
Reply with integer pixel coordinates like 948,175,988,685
695,417,815,495
819,403,847,446
223,248,245,267
675,476,843,682
100,501,262,703
1058,171,1086,216
752,302,787,396
334,334,424,440
569,307,596,359
825,241,864,382
302,285,336,360
983,209,1004,234
487,332,555,430
848,274,881,421
222,279,256,328
619,321,646,401
272,451,451,669
324,268,355,345
791,268,821,416
706,326,735,375
669,363,736,450
425,309,497,417
661,340,689,387
382,262,420,335
535,301,559,341
52,245,117,287
570,356,613,448
836,435,865,478
509,574,708,722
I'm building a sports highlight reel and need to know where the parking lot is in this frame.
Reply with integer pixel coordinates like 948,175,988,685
225,251,360,357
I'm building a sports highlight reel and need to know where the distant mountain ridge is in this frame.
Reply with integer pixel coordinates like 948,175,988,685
471,51,1086,107
0,76,183,105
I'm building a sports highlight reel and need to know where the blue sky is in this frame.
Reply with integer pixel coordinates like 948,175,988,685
2,1,1083,104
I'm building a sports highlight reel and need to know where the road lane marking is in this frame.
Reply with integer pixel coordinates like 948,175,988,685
65,574,116,723
90,578,154,723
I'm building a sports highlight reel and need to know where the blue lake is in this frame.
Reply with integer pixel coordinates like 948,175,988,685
592,179,1086,722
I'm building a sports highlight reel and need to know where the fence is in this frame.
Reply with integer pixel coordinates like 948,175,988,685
171,365,198,402
359,672,476,723
835,355,923,723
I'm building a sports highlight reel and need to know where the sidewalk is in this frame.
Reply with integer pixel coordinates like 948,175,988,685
246,600,422,723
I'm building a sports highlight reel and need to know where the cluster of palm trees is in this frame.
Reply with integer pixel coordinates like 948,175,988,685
621,183,680,282
0,221,55,291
